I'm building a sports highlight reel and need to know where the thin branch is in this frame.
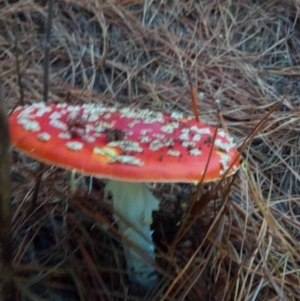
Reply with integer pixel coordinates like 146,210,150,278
43,0,54,104
13,31,25,106
31,0,54,208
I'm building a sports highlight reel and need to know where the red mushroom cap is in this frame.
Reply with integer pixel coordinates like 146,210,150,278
9,103,241,183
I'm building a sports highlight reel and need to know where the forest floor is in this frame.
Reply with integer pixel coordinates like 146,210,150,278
1,0,300,300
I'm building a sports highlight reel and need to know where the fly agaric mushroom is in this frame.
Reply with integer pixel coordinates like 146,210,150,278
9,102,240,288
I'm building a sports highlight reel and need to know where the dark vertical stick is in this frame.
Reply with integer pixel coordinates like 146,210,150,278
42,0,54,104
31,0,54,208
0,73,14,300
14,35,25,106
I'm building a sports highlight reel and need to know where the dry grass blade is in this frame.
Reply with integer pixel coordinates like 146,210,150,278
187,72,199,121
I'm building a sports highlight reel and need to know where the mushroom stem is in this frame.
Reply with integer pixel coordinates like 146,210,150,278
104,180,159,288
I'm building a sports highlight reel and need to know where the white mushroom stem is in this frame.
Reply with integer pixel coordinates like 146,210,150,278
104,180,159,288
